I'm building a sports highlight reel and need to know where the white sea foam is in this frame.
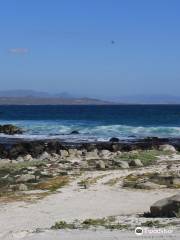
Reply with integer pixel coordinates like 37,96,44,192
1,120,180,141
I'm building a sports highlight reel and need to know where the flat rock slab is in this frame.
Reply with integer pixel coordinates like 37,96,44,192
150,193,180,217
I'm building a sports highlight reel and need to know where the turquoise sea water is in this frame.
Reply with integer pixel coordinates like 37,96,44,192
0,105,180,141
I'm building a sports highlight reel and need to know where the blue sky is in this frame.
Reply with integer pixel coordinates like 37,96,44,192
1,0,180,98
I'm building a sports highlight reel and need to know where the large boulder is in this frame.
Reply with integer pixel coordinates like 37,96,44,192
23,154,33,162
98,150,111,159
8,140,65,159
70,130,79,134
129,159,143,167
150,194,180,217
114,160,129,169
173,178,180,188
60,150,69,158
159,144,177,153
109,137,119,143
45,140,63,154
0,124,23,135
0,144,8,158
9,143,28,159
39,152,51,161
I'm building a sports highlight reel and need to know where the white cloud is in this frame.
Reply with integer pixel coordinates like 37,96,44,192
8,48,29,54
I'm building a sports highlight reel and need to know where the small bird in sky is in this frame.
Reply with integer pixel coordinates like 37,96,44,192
111,40,115,44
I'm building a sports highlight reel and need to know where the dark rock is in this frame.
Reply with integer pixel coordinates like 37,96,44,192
45,141,63,154
109,137,119,143
0,124,23,135
9,143,27,159
2,137,180,159
150,194,180,217
145,137,159,141
58,171,68,176
96,142,113,151
27,141,46,157
117,144,133,152
82,143,96,152
70,130,79,134
6,140,65,159
0,144,8,158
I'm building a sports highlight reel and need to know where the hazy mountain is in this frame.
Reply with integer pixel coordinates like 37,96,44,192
0,90,180,104
111,95,180,104
0,90,111,105
0,97,111,105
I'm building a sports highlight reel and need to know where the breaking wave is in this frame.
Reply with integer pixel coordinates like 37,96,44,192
1,120,180,141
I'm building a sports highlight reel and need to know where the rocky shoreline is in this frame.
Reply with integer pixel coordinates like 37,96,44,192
0,125,180,239
1,136,180,159
0,123,180,159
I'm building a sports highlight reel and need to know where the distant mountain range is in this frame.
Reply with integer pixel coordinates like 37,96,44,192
0,90,180,104
0,90,111,105
111,95,180,104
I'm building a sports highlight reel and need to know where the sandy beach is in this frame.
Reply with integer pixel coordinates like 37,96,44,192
1,157,180,240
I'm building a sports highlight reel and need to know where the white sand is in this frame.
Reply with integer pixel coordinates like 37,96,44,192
3,229,180,240
0,167,179,240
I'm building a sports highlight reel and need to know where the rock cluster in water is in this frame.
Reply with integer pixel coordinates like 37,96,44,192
0,124,23,135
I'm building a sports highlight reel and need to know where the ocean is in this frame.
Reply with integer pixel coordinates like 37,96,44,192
0,105,180,142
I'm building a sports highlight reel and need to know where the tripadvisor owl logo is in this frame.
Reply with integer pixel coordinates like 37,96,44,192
135,227,143,235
